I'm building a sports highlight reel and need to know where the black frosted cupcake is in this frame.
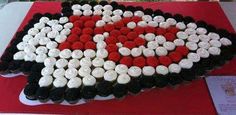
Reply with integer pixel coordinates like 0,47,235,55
81,76,97,99
20,61,36,74
127,78,141,95
24,83,39,100
139,66,155,88
113,74,131,99
36,75,53,102
49,77,68,103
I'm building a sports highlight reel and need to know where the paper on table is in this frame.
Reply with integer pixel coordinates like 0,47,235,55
206,76,236,115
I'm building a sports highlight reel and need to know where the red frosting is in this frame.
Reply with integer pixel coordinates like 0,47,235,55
92,15,102,22
71,41,84,50
145,26,156,33
117,35,128,44
59,42,71,50
164,32,176,41
131,16,142,23
80,16,91,22
79,34,92,43
175,46,189,56
168,51,182,62
94,27,104,34
120,56,133,67
67,34,79,43
127,32,138,40
156,28,166,35
71,27,81,35
124,41,136,49
84,41,96,50
82,28,93,35
114,21,124,29
84,20,95,28
105,36,118,44
69,15,80,23
106,44,118,53
167,27,179,34
104,24,115,32
110,30,121,37
133,56,146,68
122,17,131,24
73,20,83,28
120,27,131,35
146,56,159,67
134,37,146,46
159,56,172,66
133,26,145,34
108,52,121,62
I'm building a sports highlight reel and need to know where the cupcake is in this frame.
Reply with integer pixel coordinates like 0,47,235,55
127,66,142,94
113,74,131,99
96,80,113,97
139,66,155,88
0,61,9,74
36,75,53,102
155,65,169,88
20,61,36,74
27,72,42,84
7,60,24,73
167,64,182,85
81,75,97,99
65,77,82,104
23,83,39,100
49,77,68,103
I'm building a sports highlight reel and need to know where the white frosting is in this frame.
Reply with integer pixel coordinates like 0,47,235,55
153,16,165,23
93,34,105,43
208,32,220,40
35,54,47,63
35,46,48,54
82,75,96,86
123,11,133,17
47,20,58,27
68,59,80,68
41,67,54,76
92,67,105,78
187,34,199,43
113,9,123,16
198,41,210,49
159,22,170,29
94,5,103,10
134,11,144,17
38,75,53,87
209,40,222,47
24,44,36,53
72,4,81,10
67,77,82,88
103,10,113,16
104,61,116,70
179,59,193,69
22,35,33,42
163,42,175,51
187,53,200,62
208,47,221,55
56,58,68,68
128,66,142,77
59,49,72,59
117,74,131,84
84,49,96,58
72,50,83,59
96,49,108,58
46,41,58,49
44,57,56,67
142,66,155,76
78,66,91,77
102,15,111,22
220,37,232,46
103,5,113,11
35,32,46,38
166,18,177,25
131,48,142,57
111,15,121,22
143,48,155,57
60,29,71,36
13,51,26,60
137,21,147,27
51,25,63,32
92,58,104,67
82,4,92,10
187,23,197,29
156,65,169,75
185,28,197,35
186,42,198,51
198,34,210,42
173,39,185,46
119,47,131,56
177,31,188,39
168,64,181,73
83,10,93,16
53,68,65,78
80,57,92,67
196,27,207,35
59,17,69,24
41,27,52,33
197,48,210,58
28,28,39,36
115,64,128,74
145,33,156,41
65,68,78,79
53,77,67,88
176,22,186,30
39,17,50,23
64,22,73,29
148,21,158,27
48,49,60,57
39,37,51,45
96,20,106,27
104,70,118,82
147,41,158,49
155,47,168,56
127,22,136,29
155,35,166,44
24,53,36,61
96,41,107,49
17,42,27,50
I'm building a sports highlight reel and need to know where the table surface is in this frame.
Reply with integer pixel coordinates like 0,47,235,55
0,2,236,114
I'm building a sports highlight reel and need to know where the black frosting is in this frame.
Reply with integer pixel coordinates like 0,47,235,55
36,87,51,101
173,14,184,22
127,78,141,94
144,8,154,16
33,13,43,21
163,12,173,19
180,69,196,81
99,0,108,6
196,20,207,28
154,9,163,16
0,61,9,72
81,86,97,99
113,84,128,98
1,52,13,62
44,13,53,19
20,61,36,73
61,1,71,8
8,60,23,71
24,83,39,100
49,87,66,103
135,6,144,11
154,75,169,88
217,28,230,38
206,24,217,33
110,1,119,9
139,75,155,88
126,5,136,12
65,88,81,103
27,72,42,84
30,63,45,73
183,16,195,24
168,73,183,85
89,1,98,7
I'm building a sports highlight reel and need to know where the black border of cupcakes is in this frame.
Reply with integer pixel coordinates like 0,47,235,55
0,0,235,104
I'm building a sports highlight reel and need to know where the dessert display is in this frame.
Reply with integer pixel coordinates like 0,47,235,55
0,1,236,104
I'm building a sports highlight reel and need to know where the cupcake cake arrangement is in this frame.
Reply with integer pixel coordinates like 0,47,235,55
0,1,236,104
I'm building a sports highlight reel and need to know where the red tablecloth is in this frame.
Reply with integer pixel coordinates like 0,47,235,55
0,2,235,114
